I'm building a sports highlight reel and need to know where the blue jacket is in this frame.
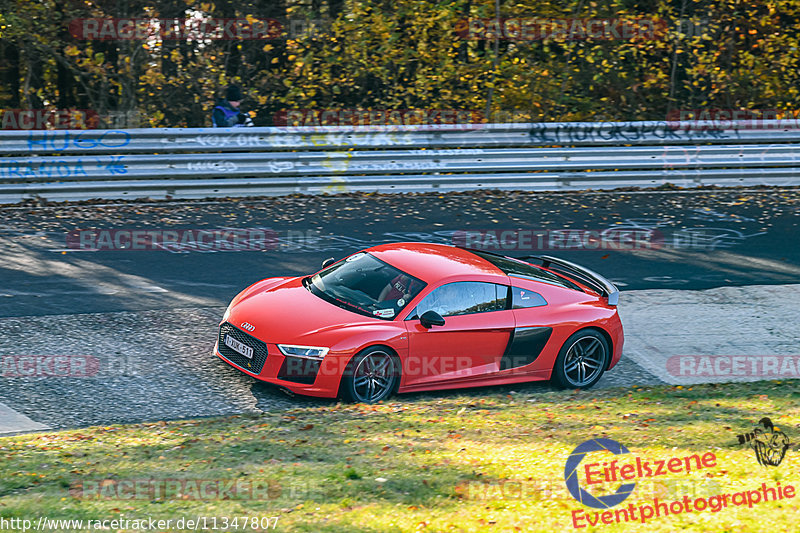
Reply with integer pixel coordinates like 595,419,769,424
212,99,251,127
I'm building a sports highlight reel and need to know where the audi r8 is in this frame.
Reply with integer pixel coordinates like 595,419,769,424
214,242,623,403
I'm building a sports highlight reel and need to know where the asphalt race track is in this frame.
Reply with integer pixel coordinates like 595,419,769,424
1,188,799,434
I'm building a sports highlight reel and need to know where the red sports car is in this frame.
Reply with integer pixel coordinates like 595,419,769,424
215,242,623,403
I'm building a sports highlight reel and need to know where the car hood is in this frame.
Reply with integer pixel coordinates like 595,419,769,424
227,276,382,344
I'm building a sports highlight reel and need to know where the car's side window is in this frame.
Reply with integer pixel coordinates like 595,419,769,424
412,282,508,318
511,286,548,309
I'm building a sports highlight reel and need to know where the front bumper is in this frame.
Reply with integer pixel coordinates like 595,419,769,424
215,322,344,398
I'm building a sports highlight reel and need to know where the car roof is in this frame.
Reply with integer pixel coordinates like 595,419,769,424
366,242,505,283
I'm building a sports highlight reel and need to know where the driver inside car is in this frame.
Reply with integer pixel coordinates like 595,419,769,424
379,273,421,305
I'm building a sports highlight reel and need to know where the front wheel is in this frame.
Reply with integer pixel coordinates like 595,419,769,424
340,347,400,403
552,330,609,389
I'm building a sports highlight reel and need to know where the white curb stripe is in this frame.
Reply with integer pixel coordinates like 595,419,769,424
0,401,49,436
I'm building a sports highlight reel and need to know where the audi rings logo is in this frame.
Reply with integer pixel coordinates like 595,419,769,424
564,438,636,509
240,322,255,332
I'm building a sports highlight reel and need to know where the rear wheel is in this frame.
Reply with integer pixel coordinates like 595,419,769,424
340,347,399,403
552,330,609,389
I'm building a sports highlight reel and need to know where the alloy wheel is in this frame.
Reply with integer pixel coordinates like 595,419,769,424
352,350,396,402
563,336,607,387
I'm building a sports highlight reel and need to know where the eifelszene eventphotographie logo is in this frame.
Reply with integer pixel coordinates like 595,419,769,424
564,436,796,529
564,438,637,509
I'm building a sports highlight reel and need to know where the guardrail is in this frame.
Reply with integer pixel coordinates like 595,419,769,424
1,120,799,203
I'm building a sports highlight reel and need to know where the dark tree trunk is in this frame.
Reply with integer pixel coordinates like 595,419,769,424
1,41,21,107
55,0,76,108
160,1,184,79
28,49,45,108
328,0,344,19
103,40,119,110
458,0,471,64
226,41,241,77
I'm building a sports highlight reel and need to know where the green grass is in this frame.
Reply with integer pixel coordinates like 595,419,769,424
1,381,799,532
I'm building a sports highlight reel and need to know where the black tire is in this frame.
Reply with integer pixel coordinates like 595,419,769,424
340,346,400,403
552,329,609,389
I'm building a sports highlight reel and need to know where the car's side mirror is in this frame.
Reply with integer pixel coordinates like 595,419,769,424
420,310,445,328
321,257,335,269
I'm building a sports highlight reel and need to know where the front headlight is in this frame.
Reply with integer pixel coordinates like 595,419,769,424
222,301,233,322
278,344,330,359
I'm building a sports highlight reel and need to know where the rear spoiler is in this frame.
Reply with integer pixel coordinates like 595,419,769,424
521,255,619,306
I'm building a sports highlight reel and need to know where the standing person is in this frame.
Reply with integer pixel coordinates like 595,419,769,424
212,85,253,127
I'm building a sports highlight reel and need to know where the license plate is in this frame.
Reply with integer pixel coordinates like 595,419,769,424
224,334,253,359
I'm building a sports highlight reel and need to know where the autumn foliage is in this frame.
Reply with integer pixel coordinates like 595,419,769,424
1,0,799,128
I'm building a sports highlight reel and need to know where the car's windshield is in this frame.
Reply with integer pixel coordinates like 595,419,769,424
306,252,426,320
